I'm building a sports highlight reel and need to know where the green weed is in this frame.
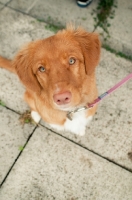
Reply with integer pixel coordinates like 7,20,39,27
45,24,62,33
19,111,33,125
19,146,24,151
92,0,117,40
0,100,6,107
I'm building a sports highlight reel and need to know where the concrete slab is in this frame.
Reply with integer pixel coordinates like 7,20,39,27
7,0,132,57
0,126,132,200
9,0,98,31
0,68,29,113
7,0,38,14
0,0,10,4
0,3,4,10
0,7,54,59
0,106,35,184
41,49,132,171
97,0,132,56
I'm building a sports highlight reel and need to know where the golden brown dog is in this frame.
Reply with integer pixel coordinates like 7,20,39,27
0,27,100,136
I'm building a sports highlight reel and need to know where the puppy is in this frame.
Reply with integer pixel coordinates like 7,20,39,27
0,26,100,136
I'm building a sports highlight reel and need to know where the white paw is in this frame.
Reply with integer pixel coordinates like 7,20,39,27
64,115,93,136
68,125,86,136
42,111,93,137
31,111,41,123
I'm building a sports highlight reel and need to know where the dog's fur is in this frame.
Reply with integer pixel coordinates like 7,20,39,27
0,27,101,136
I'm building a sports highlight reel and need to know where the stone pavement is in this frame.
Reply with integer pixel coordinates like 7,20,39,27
0,0,132,199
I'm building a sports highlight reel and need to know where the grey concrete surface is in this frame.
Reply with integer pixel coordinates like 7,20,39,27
1,0,131,56
8,0,40,14
0,0,132,199
0,0,10,4
0,7,54,59
0,106,35,183
0,3,4,10
97,0,132,57
0,126,132,200
8,0,97,31
0,68,29,113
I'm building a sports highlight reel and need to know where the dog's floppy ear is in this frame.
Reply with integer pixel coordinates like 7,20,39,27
73,28,101,75
12,42,41,93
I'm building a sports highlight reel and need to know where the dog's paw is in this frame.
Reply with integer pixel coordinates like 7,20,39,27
31,111,41,123
77,129,86,136
50,123,86,136
70,126,86,136
64,115,93,136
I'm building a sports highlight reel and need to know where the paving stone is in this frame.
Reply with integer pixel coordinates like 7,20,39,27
0,68,29,113
8,0,38,13
28,0,97,31
0,7,54,59
0,126,132,200
0,3,4,9
0,0,10,4
0,106,35,184
7,0,132,57
97,0,132,56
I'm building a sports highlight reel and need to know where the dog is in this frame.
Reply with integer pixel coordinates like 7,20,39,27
0,26,101,136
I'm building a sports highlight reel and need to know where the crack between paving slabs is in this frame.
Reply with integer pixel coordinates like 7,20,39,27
39,124,132,174
0,120,131,188
5,4,64,31
2,0,13,7
0,105,21,115
0,126,37,188
26,0,39,13
6,3,131,62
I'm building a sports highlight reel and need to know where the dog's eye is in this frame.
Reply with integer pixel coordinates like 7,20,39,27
38,66,45,73
69,57,76,65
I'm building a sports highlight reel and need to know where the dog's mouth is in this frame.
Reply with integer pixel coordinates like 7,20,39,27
54,103,73,111
54,102,86,112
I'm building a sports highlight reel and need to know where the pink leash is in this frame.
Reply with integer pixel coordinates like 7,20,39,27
88,73,132,108
67,73,132,120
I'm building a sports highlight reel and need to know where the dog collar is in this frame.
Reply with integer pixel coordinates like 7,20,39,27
67,73,132,120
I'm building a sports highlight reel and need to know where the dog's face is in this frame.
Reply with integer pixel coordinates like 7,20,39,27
13,27,100,111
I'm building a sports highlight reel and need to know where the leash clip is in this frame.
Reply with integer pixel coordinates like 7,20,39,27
67,106,88,121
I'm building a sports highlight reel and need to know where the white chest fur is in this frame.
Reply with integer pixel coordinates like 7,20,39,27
31,110,92,136
50,111,93,136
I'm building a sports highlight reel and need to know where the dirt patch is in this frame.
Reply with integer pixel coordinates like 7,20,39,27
128,152,132,162
19,110,34,125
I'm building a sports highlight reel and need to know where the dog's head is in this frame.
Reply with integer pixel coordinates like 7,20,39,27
13,27,100,111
